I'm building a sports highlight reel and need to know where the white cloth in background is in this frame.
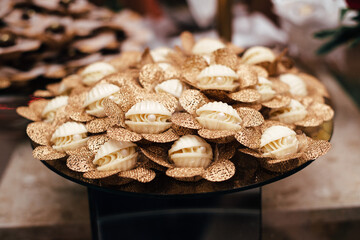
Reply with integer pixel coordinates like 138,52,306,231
187,0,217,28
232,6,287,47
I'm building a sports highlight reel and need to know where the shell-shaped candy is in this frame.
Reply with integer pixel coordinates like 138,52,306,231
256,77,276,102
196,101,242,130
270,99,307,124
51,122,89,152
150,47,174,62
158,63,172,71
42,96,69,122
83,83,120,117
192,38,226,55
260,126,299,158
241,46,276,64
81,62,116,86
280,74,308,96
93,140,138,172
125,101,172,134
196,64,239,91
155,79,185,98
169,135,213,168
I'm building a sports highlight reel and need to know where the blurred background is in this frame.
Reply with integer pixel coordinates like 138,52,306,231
1,0,360,239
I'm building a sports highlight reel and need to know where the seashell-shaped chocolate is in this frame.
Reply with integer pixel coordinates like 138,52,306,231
150,47,174,62
256,77,276,102
280,74,308,96
42,96,69,122
51,122,89,152
241,46,276,64
192,38,226,55
169,135,213,168
196,64,239,91
270,99,307,124
125,101,172,134
81,62,116,86
155,79,184,98
83,83,120,117
57,83,70,95
158,63,172,71
196,102,242,130
260,126,299,158
93,140,138,172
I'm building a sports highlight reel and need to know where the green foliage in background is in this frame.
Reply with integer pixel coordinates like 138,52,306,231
314,10,360,55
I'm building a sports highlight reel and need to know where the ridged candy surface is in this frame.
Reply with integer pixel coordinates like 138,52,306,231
241,46,276,64
155,79,184,98
81,62,116,86
51,122,88,152
256,77,275,102
150,47,174,62
280,74,308,96
260,126,299,158
42,96,69,121
125,101,172,134
192,38,225,55
196,64,239,91
270,99,307,124
93,140,137,171
83,83,120,117
196,102,242,130
169,135,213,168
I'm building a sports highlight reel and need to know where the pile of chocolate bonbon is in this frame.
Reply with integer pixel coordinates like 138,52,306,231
18,32,333,184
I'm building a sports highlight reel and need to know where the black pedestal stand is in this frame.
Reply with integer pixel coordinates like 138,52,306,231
87,187,261,240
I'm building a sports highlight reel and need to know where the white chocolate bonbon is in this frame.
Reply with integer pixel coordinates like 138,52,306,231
42,96,69,122
93,140,138,172
196,64,239,91
155,79,185,98
81,62,116,86
192,38,225,55
280,74,308,96
260,126,299,158
241,46,276,64
125,101,172,134
270,99,307,124
256,77,276,102
169,135,213,168
150,47,174,62
196,102,242,130
83,83,120,118
51,122,89,152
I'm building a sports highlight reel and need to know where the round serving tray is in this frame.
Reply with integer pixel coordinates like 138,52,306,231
39,120,333,197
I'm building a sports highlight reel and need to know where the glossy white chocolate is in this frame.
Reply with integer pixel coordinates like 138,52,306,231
196,101,242,130
51,122,89,152
196,64,239,91
280,74,308,96
270,99,307,124
150,47,174,62
241,46,276,64
81,62,116,86
57,83,70,95
155,79,184,98
125,101,172,134
260,126,299,158
83,83,120,117
256,77,276,102
93,140,137,172
157,63,172,71
192,38,225,55
169,135,213,168
42,96,69,122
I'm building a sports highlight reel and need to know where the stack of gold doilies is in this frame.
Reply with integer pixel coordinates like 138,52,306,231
17,32,333,185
